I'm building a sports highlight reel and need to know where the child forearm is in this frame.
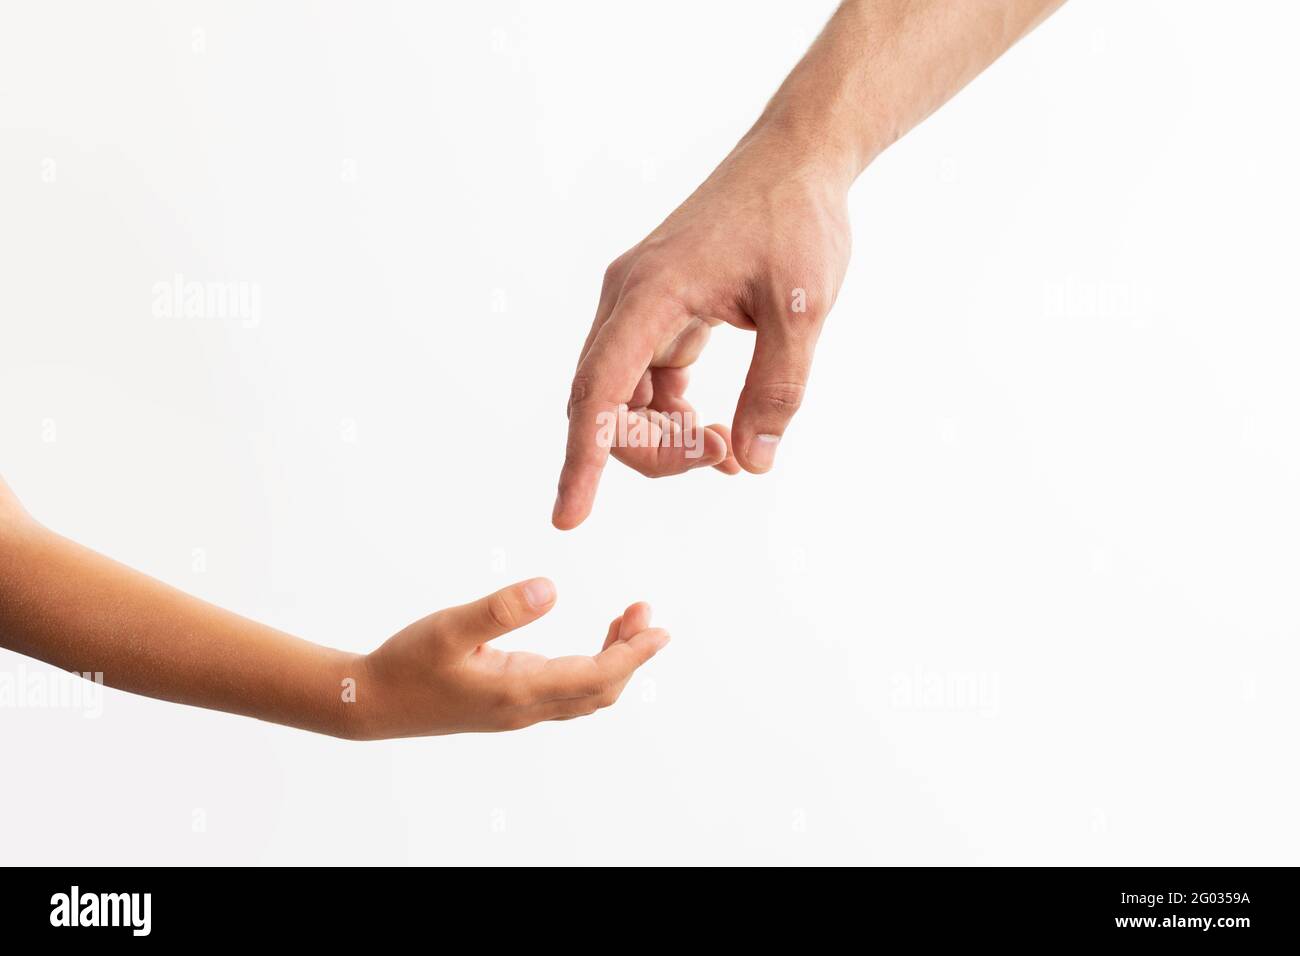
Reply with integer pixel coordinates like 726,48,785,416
0,480,668,739
0,512,358,736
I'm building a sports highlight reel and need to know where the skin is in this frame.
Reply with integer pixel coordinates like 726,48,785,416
554,0,1068,529
2,1,1065,737
0,477,666,739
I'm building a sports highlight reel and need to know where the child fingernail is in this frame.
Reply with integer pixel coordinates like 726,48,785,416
523,578,555,609
747,434,780,471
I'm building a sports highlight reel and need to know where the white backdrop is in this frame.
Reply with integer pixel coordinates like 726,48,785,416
2,1,1297,865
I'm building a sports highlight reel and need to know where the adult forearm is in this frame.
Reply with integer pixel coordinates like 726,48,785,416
753,0,1067,189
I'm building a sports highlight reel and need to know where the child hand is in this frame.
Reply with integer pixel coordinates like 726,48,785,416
348,579,668,739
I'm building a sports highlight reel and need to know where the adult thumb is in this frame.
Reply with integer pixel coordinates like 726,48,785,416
731,325,816,474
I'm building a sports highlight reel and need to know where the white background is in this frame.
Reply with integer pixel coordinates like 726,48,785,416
2,1,1297,865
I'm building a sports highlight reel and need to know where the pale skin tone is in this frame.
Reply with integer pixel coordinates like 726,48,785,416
554,0,1067,529
3,0,1065,737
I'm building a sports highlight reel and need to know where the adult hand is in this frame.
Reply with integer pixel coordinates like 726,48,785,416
552,0,1065,529
553,126,853,529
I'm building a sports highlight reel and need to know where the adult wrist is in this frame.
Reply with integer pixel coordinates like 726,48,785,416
745,96,876,197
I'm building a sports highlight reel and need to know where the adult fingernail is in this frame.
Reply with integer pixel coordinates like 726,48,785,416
523,578,556,609
747,434,781,471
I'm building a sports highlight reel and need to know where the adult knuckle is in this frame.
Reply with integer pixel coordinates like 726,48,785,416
760,381,805,415
649,270,692,303
568,374,595,411
602,254,633,294
622,257,689,303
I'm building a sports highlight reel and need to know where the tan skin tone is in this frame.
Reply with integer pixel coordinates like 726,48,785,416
0,477,666,739
554,0,1067,529
2,1,1064,737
